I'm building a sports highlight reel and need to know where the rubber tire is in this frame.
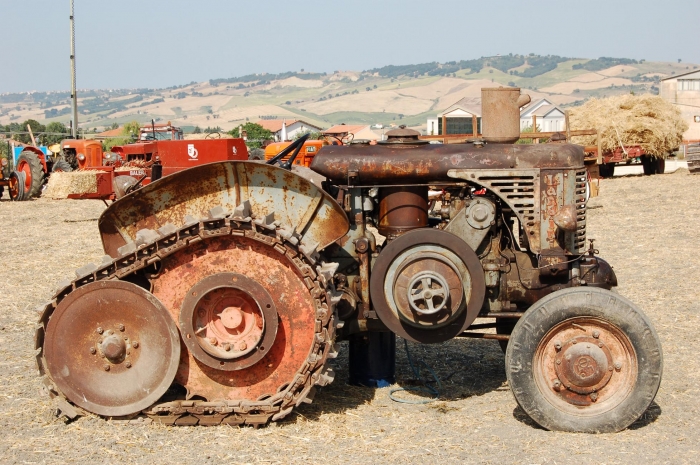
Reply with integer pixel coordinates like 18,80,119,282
505,287,663,433
9,171,25,201
641,155,656,176
52,159,73,173
655,157,665,175
17,151,45,198
598,163,615,178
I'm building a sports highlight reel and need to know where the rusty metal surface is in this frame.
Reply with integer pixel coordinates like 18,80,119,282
533,317,637,410
370,229,485,343
98,161,349,258
481,87,531,143
37,209,337,425
151,234,320,402
43,280,180,417
178,273,279,371
377,186,429,238
310,143,584,185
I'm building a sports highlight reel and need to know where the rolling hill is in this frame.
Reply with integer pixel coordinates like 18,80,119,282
1,55,697,135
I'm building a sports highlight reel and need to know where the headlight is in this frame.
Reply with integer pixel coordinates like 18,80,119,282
78,153,86,161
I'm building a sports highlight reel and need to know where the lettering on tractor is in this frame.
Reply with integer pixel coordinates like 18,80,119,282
36,88,662,433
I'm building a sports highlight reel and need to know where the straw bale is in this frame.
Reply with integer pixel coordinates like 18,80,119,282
43,170,105,199
569,94,688,156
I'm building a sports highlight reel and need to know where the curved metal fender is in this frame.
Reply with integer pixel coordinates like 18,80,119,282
98,161,349,258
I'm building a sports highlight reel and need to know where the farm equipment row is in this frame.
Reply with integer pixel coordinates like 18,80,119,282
35,88,663,433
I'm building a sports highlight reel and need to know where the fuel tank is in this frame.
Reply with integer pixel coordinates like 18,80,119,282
309,143,585,185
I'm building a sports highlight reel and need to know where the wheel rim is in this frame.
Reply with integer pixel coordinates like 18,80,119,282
17,160,32,192
43,281,181,417
533,317,638,415
9,172,23,200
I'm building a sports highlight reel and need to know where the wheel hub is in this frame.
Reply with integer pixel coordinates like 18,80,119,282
100,331,128,364
407,271,450,315
180,272,278,371
554,336,613,395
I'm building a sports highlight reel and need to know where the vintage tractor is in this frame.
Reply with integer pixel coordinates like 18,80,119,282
35,88,662,433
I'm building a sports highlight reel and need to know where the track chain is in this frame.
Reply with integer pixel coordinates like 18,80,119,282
35,208,339,426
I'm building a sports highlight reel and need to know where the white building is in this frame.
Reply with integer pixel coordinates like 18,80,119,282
519,99,566,132
257,119,323,142
660,69,700,142
426,97,482,136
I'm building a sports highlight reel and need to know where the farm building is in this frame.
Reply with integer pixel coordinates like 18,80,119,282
660,70,700,142
322,124,384,142
426,97,482,136
519,98,566,132
256,119,322,142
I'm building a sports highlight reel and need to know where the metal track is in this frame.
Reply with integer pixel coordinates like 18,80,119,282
34,210,338,426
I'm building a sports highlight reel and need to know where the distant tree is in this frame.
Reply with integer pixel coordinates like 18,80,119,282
294,131,322,141
508,81,516,87
44,122,69,144
17,119,45,144
373,84,377,89
228,122,273,149
110,122,119,129
122,121,140,138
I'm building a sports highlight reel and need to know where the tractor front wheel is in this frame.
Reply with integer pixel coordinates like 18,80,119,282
505,287,662,433
16,151,45,198
9,171,26,201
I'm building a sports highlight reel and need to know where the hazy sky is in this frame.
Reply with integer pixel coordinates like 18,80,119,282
2,0,698,93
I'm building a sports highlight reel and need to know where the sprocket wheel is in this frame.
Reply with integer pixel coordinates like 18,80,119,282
150,233,330,408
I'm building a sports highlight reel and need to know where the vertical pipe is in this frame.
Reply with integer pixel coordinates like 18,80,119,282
69,0,78,138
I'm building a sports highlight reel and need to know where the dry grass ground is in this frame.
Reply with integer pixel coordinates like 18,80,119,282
0,170,698,464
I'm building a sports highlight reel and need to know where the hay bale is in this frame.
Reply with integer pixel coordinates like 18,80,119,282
43,170,105,199
569,94,688,156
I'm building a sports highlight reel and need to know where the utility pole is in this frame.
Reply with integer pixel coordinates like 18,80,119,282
69,0,78,138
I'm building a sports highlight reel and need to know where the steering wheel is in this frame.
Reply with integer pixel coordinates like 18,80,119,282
205,131,222,139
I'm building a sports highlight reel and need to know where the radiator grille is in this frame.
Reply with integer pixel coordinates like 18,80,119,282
574,169,587,252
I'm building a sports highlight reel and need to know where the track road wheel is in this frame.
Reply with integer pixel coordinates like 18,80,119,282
149,232,334,423
9,171,25,201
42,281,181,417
505,287,662,433
16,151,45,198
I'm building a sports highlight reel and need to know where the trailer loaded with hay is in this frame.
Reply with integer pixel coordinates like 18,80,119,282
569,94,688,178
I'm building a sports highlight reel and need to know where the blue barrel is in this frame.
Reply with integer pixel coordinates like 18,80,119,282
348,331,396,387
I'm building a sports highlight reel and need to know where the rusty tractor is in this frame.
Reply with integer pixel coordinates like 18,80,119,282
35,88,662,433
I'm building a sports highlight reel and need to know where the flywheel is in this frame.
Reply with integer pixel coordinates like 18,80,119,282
42,280,181,417
370,229,486,343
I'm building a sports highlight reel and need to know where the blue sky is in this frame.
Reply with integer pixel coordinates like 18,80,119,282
1,0,698,93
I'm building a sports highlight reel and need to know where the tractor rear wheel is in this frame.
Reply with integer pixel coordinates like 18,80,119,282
16,151,45,198
505,287,662,433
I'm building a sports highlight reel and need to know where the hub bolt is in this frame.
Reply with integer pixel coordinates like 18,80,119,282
125,361,132,368
96,327,104,334
224,344,231,352
614,362,622,371
239,342,248,351
209,337,217,345
555,359,561,365
103,364,110,371
132,341,139,349
554,341,562,351
592,330,600,339
590,392,598,402
553,380,561,391
89,347,96,355
118,324,125,332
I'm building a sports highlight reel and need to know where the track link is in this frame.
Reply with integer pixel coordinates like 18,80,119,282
35,208,339,426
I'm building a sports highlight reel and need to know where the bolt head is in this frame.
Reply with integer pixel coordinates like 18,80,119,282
590,392,598,402
89,347,96,355
614,362,622,371
96,327,104,334
224,344,231,352
554,341,562,351
592,330,600,339
555,359,561,365
103,364,110,371
125,361,132,368
571,340,577,345
239,342,248,351
118,324,125,332
132,341,139,349
209,337,217,345
552,380,561,391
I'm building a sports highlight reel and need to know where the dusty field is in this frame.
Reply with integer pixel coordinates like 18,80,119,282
0,170,698,464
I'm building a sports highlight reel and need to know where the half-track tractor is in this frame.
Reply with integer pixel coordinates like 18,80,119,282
36,88,662,433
